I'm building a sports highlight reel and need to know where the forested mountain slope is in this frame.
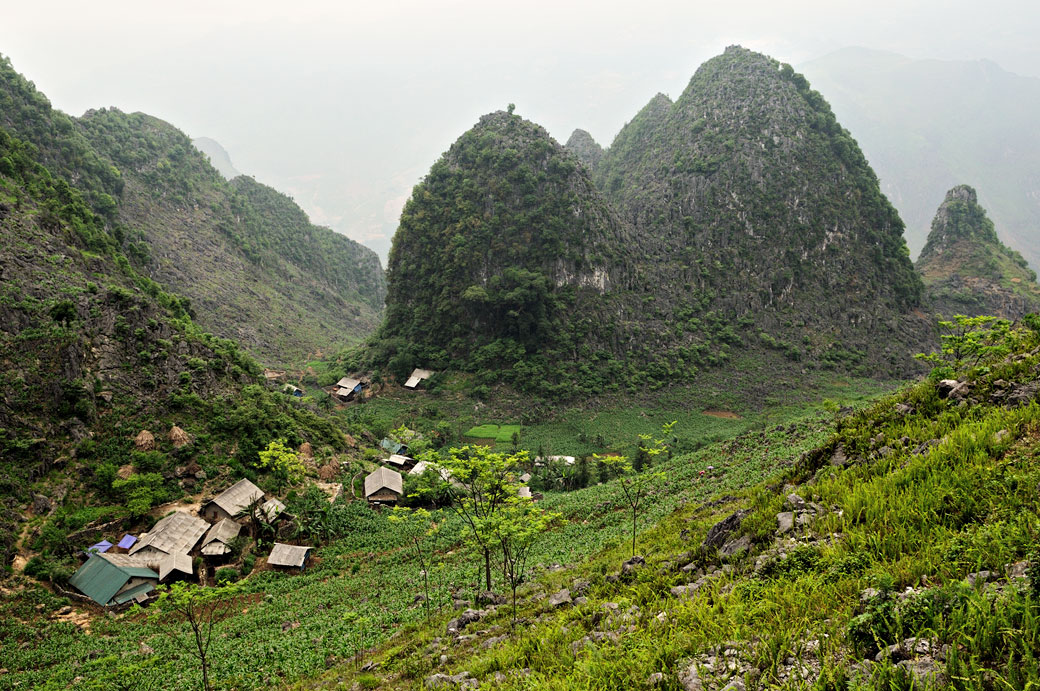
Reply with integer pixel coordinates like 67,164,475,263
0,54,385,365
0,125,347,571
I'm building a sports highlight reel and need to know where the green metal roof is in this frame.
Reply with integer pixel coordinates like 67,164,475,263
69,555,158,606
112,582,155,605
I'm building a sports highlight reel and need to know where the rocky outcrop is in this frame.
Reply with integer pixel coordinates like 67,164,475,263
917,185,1040,318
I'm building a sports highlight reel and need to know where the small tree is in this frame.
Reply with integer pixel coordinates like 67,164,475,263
598,455,663,558
431,445,525,591
341,610,373,670
915,315,1017,376
256,438,304,490
494,497,559,626
150,582,238,691
389,506,439,622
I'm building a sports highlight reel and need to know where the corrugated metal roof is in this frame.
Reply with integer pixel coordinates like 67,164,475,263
112,582,155,605
364,467,403,497
257,498,285,522
158,552,193,581
268,543,311,568
202,518,241,548
518,486,532,498
202,541,231,556
87,540,113,554
404,368,433,388
69,555,158,605
386,454,413,467
130,512,208,557
207,478,265,517
335,377,360,390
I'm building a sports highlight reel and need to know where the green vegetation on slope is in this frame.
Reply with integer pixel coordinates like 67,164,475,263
917,185,1040,318
373,47,932,403
308,316,1040,690
0,54,385,366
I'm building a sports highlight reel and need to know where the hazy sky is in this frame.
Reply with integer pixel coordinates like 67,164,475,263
3,1,1038,261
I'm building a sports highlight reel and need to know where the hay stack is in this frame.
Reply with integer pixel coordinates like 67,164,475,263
134,430,156,451
298,442,314,460
168,425,191,448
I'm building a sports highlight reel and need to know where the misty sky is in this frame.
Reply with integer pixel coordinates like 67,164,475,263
3,1,1038,262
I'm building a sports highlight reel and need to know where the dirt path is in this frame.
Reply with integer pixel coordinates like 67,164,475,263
702,410,742,419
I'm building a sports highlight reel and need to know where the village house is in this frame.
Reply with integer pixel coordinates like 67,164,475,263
267,543,312,571
201,478,265,523
403,368,433,389
200,518,242,557
129,511,208,562
385,453,415,470
68,554,159,607
332,376,366,402
364,467,404,505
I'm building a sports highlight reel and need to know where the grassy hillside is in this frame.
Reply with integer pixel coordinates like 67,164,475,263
308,317,1040,690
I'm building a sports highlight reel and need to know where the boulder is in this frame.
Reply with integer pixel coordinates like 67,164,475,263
718,535,751,559
703,510,749,550
785,494,806,510
621,555,645,575
548,588,572,608
776,512,794,535
678,661,704,691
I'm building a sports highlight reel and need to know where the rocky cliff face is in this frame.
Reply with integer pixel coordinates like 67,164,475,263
0,55,385,366
917,185,1040,318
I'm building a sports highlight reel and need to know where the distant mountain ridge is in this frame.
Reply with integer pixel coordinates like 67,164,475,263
800,47,1040,271
192,136,240,179
0,54,386,365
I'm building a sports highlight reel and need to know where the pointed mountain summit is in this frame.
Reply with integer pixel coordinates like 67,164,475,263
594,46,928,373
378,110,639,397
192,137,240,179
564,128,604,171
917,185,1040,318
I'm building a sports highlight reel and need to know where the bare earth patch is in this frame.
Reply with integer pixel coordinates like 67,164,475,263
702,410,742,419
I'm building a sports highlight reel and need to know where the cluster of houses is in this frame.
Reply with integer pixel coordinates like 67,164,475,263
68,479,308,608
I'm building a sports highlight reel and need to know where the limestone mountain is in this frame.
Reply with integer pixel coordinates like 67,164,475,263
0,54,385,366
192,136,240,179
377,48,932,397
593,46,929,374
376,110,642,398
563,128,604,171
917,185,1040,318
